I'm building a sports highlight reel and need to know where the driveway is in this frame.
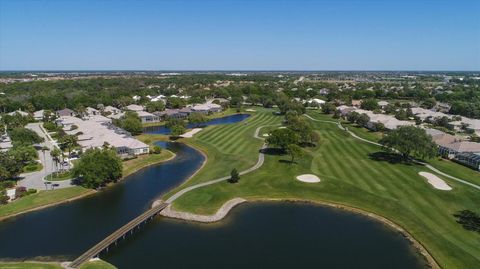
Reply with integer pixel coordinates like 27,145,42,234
17,123,74,190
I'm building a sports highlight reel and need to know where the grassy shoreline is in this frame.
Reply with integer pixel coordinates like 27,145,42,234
0,135,176,222
0,259,117,269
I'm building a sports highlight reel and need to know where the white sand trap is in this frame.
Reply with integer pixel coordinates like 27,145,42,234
278,126,287,129
262,133,270,137
418,172,452,191
181,128,202,138
296,174,321,183
246,109,256,112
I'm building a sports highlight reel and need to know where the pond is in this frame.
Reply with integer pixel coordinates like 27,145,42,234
143,113,251,135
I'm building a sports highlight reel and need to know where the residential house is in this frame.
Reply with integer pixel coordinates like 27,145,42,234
56,108,75,117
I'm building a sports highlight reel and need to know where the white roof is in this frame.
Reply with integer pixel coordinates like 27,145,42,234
104,106,120,112
33,110,44,118
59,116,147,151
136,111,156,117
8,110,29,117
125,104,145,111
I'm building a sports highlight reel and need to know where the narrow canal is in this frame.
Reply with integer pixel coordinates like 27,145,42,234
143,113,251,134
0,118,427,268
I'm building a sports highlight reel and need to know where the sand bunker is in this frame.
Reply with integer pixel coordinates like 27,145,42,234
418,172,452,191
296,174,321,183
246,109,256,112
262,133,270,137
181,128,202,138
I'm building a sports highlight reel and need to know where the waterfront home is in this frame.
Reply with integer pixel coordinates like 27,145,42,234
57,115,149,156
191,103,222,113
136,111,160,123
154,108,190,120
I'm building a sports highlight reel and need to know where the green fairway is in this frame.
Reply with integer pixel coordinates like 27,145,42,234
169,110,480,269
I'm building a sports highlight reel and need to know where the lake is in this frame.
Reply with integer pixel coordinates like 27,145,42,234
143,113,251,135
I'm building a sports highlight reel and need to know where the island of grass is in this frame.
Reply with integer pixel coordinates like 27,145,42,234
163,109,480,269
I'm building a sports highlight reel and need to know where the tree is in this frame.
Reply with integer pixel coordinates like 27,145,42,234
360,99,379,111
266,128,300,150
8,127,44,146
115,112,143,135
152,145,162,154
59,134,78,158
346,111,359,123
145,101,165,112
0,151,24,180
286,144,303,163
188,112,208,127
50,148,62,176
228,168,240,183
379,126,437,161
170,125,186,137
72,148,122,189
321,103,336,114
356,113,370,127
453,210,480,233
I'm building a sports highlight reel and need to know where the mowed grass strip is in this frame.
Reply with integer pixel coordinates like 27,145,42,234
172,111,480,269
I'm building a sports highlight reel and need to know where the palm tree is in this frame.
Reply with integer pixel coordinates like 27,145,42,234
50,148,61,177
41,146,49,172
59,134,78,161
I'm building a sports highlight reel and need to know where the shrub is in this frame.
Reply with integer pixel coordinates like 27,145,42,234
152,145,162,154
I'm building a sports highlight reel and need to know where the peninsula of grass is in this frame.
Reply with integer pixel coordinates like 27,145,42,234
167,110,480,269
0,186,93,220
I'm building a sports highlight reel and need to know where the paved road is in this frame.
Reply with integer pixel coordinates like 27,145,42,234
304,114,480,191
17,123,73,190
165,124,279,203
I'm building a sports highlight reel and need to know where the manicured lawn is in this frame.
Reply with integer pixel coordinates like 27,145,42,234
79,260,117,269
0,262,62,269
163,108,283,198
0,186,92,219
169,110,480,269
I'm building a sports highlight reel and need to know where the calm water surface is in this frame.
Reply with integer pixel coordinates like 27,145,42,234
0,141,426,268
143,113,251,135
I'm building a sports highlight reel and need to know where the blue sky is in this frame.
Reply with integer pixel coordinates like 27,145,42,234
0,0,479,71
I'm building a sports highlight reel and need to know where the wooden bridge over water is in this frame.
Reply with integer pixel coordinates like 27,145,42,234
68,202,168,268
